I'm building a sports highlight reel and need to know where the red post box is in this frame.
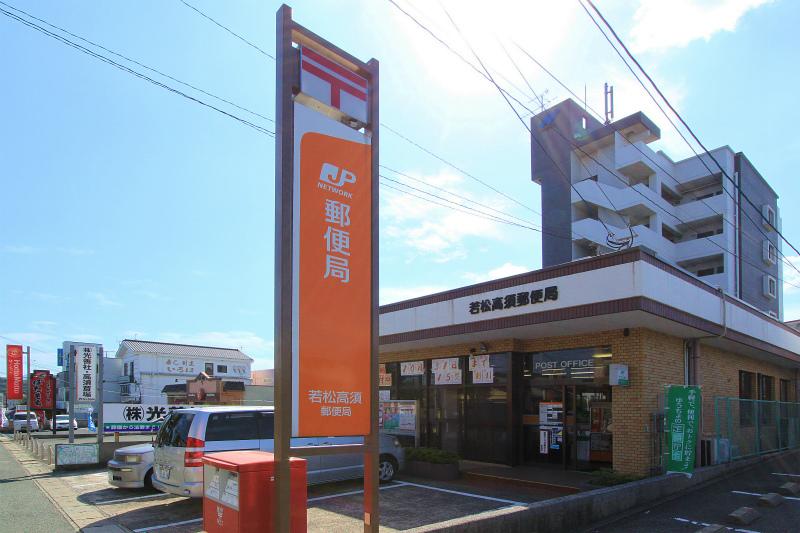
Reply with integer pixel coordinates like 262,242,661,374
202,451,307,533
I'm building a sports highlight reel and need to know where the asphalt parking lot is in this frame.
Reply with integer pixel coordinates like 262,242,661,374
2,435,564,532
589,453,800,533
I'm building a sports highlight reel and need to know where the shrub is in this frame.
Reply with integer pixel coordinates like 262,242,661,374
404,447,460,465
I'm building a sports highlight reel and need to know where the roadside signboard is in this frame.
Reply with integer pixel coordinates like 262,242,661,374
102,403,181,432
6,345,23,400
75,345,97,402
665,385,701,476
29,370,55,410
274,6,379,530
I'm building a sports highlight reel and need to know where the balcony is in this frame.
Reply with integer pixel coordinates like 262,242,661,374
615,139,671,180
572,219,675,259
675,232,727,262
674,193,727,222
572,180,679,225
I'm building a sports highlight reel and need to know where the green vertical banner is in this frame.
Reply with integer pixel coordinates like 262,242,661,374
665,385,701,476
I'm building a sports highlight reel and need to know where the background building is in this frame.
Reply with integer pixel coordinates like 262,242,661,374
115,339,252,403
532,99,782,319
251,368,274,386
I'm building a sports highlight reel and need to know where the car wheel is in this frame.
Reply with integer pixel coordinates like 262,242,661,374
144,469,154,489
378,455,398,483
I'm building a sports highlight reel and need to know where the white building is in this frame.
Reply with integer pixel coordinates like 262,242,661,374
532,99,783,319
116,339,253,404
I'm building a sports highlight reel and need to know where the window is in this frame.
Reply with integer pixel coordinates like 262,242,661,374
205,412,259,441
155,413,195,447
216,365,228,374
762,204,776,230
739,371,755,426
130,361,134,376
205,363,214,375
696,228,723,239
763,241,777,265
759,373,775,424
124,363,128,376
763,275,777,299
780,379,791,402
697,268,715,277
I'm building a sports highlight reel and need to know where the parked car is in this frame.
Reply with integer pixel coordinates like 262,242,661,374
12,412,39,432
54,414,78,431
152,406,404,498
107,443,155,489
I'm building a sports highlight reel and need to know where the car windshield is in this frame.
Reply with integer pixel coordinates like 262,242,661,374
56,416,69,421
155,412,195,447
14,414,30,420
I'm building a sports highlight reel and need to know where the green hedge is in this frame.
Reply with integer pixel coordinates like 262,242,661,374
404,447,460,465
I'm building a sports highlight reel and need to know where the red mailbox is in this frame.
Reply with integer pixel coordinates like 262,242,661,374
202,451,307,533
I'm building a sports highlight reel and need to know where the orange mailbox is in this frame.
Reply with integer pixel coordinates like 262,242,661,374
202,451,307,533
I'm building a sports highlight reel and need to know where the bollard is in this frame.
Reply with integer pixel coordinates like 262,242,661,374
114,432,120,444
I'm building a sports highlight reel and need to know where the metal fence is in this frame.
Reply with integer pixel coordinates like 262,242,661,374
713,397,800,463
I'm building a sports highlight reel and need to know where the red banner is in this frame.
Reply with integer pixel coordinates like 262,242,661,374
6,345,23,400
29,370,54,410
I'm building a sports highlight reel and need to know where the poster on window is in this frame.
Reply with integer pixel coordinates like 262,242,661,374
76,345,97,402
400,360,424,376
432,358,461,385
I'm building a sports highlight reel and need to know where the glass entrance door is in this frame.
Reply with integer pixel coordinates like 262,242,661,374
522,384,564,465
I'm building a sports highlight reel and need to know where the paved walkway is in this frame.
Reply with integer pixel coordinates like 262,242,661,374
460,460,598,492
0,435,75,532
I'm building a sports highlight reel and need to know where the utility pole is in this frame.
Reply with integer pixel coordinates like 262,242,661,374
25,346,31,434
68,346,75,444
97,347,104,444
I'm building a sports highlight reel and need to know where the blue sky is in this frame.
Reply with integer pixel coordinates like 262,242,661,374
2,0,799,373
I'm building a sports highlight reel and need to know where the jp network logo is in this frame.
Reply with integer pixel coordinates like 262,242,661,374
319,162,357,188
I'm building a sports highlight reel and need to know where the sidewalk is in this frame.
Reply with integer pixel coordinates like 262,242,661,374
0,435,122,531
0,435,75,532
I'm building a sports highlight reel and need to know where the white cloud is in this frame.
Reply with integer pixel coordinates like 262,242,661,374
2,245,38,254
87,291,122,308
31,320,58,330
381,170,509,262
463,262,530,283
380,285,448,304
629,0,772,53
56,247,95,256
67,333,104,343
157,331,273,367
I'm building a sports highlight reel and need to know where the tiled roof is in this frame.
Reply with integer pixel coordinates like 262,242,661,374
119,339,253,362
162,384,187,393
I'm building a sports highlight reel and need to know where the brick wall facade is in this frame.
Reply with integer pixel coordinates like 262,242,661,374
380,327,798,476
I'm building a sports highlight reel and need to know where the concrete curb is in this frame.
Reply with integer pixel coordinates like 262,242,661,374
410,451,797,533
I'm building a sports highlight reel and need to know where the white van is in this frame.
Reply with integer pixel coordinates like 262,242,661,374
151,406,404,498
12,412,39,432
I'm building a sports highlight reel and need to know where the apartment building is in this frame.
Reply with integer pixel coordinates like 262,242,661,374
531,99,782,319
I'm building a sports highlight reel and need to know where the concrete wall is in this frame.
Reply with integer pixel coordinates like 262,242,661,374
532,99,601,267
737,152,781,318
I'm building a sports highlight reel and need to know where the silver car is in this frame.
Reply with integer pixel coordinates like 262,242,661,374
107,443,155,489
152,406,404,498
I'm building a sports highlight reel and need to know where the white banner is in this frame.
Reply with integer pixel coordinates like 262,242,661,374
400,361,424,376
76,345,97,402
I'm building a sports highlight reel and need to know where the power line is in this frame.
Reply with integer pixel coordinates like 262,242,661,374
0,5,275,138
580,0,800,261
438,3,630,251
0,1,273,125
175,0,550,226
510,32,800,278
179,0,275,60
396,1,800,289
